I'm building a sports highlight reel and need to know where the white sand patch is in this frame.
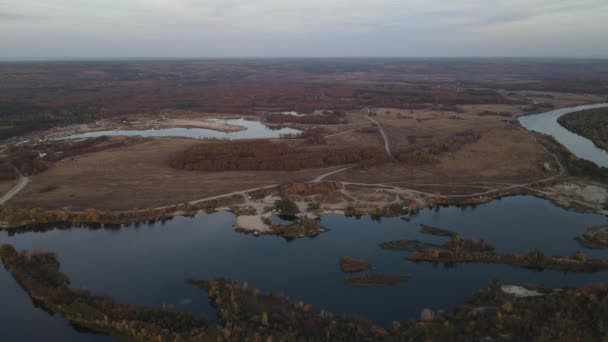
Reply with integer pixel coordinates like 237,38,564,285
235,215,271,232
501,285,544,298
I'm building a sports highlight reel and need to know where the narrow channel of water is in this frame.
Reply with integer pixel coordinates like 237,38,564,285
63,118,301,140
1,196,606,340
519,103,608,167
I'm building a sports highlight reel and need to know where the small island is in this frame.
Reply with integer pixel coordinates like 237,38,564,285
380,225,608,273
339,257,375,273
576,226,608,249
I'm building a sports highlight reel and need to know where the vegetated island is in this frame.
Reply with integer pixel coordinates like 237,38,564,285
558,107,608,151
339,257,375,272
2,244,608,341
380,225,608,273
575,226,608,249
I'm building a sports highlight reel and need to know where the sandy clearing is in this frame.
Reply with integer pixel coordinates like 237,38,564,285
235,215,271,232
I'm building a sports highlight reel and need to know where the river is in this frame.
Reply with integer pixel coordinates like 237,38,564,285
519,103,608,167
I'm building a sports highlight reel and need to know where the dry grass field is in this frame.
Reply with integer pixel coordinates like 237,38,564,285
9,138,337,210
1,60,607,211
7,103,557,210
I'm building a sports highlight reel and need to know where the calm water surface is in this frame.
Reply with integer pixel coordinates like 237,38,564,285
63,118,301,140
1,196,607,340
519,103,608,167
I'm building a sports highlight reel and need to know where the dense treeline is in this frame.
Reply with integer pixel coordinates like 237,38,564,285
7,149,48,176
0,101,97,141
355,87,513,106
170,141,389,172
0,194,242,229
395,130,481,164
426,129,481,154
1,59,607,140
44,136,144,161
478,110,511,117
278,181,342,197
3,245,608,341
394,148,439,165
5,136,143,176
558,107,608,151
541,134,608,183
285,127,328,145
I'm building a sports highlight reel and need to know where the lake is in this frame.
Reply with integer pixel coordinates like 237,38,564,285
1,195,606,340
63,118,302,140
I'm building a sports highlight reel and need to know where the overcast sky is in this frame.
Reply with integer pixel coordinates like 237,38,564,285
1,0,607,60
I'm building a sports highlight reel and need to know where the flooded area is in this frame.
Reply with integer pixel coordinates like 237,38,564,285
62,118,302,140
519,103,608,167
1,195,606,340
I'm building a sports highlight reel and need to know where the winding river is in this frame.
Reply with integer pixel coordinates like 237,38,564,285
519,103,608,167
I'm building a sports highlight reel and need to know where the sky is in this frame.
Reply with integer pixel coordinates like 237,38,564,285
1,0,607,60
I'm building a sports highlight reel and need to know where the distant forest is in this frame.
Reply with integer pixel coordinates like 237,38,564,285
0,59,607,140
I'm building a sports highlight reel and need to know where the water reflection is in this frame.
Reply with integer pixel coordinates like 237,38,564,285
1,195,606,341
519,103,608,167
63,118,302,140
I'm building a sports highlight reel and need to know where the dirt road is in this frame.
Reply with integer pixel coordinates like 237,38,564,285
0,168,30,205
362,108,392,156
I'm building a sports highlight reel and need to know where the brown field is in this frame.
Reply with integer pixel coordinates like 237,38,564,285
9,138,336,210
329,117,554,185
1,59,607,211
8,104,556,209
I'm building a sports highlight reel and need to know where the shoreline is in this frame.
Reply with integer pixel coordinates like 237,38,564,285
1,184,604,235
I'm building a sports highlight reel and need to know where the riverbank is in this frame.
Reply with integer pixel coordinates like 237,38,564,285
519,103,608,168
558,106,608,151
2,175,607,234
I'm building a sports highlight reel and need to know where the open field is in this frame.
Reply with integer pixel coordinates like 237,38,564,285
0,102,572,210
3,96,605,210
0,59,607,212
8,138,341,210
330,110,554,185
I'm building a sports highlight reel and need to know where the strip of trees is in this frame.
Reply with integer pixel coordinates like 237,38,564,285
395,130,481,165
170,140,389,172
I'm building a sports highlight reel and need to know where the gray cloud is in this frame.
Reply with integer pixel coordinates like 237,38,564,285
0,0,606,60
0,11,30,20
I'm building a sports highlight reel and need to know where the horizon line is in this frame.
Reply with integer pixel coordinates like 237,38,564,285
1,56,608,63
